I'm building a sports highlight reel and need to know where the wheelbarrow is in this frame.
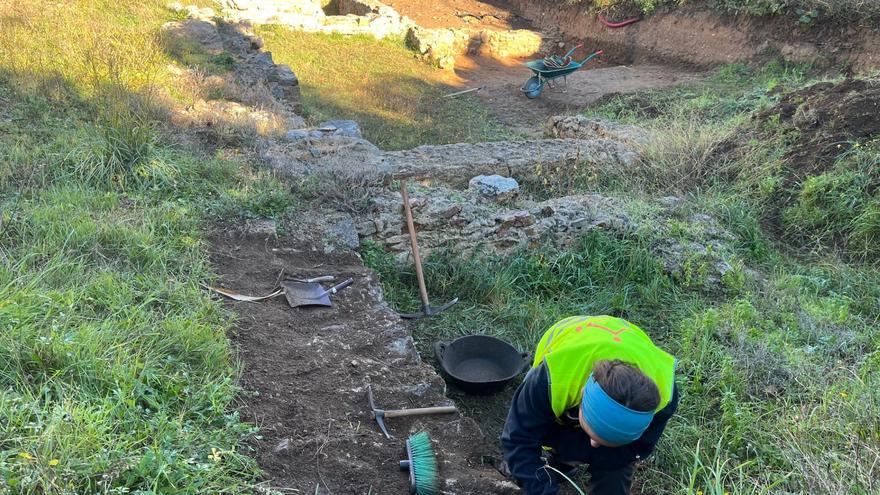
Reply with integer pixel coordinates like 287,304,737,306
521,46,604,99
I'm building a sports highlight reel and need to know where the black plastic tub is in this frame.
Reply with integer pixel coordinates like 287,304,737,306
434,335,531,395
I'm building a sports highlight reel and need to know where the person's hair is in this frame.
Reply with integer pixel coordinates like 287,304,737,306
592,360,660,412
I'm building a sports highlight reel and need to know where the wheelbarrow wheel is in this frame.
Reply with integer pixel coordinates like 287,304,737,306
522,76,542,99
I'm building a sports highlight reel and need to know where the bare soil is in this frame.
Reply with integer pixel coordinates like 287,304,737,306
507,0,880,72
389,0,704,136
212,232,516,494
759,78,880,179
449,55,700,136
383,0,532,30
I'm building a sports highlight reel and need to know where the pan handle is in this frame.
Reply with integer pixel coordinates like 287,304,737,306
433,341,449,362
519,352,533,374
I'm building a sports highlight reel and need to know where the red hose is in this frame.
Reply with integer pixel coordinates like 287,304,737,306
598,13,641,28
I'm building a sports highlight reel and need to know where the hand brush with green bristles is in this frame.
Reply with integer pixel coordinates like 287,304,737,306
399,431,439,495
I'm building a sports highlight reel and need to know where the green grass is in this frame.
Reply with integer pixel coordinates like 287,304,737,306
254,27,507,150
363,59,880,493
364,226,880,494
782,141,880,259
0,76,294,492
0,1,298,493
589,60,879,263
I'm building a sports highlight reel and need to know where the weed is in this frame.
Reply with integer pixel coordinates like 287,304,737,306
782,141,880,260
579,0,880,21
66,107,164,188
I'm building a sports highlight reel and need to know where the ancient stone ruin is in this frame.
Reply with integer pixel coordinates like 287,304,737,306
215,0,553,69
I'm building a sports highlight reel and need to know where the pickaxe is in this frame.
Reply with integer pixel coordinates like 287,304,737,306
398,180,458,319
367,384,458,439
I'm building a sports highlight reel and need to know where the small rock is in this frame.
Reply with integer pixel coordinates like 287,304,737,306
317,120,362,139
246,219,277,236
469,175,519,202
437,204,462,219
247,35,264,49
284,129,311,141
274,438,292,453
272,64,299,86
658,196,684,209
356,220,378,236
250,51,274,71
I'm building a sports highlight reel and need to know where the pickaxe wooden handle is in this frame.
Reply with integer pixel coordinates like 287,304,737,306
383,406,458,418
367,384,458,438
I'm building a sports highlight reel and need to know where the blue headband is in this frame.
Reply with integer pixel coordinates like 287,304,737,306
581,374,654,446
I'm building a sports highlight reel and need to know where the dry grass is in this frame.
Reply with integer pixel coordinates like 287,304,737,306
255,26,507,150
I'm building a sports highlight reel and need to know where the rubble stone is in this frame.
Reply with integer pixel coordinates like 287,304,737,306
468,175,519,202
545,115,650,147
161,19,225,55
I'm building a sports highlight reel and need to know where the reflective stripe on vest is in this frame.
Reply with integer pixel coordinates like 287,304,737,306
532,315,676,418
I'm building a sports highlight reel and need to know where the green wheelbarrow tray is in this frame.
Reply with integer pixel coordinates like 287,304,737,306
521,49,604,99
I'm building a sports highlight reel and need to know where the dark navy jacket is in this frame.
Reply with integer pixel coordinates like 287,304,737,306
501,362,679,495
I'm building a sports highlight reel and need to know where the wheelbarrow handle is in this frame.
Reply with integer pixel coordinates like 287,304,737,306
578,51,604,65
562,42,584,59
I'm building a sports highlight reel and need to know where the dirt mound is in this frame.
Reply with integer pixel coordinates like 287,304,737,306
759,78,880,178
508,1,880,71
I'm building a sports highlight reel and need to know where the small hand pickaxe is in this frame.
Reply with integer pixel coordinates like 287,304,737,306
398,180,458,319
367,384,458,439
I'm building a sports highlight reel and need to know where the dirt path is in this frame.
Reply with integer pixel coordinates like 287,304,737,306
383,0,532,29
449,55,701,136
212,232,515,494
386,0,701,136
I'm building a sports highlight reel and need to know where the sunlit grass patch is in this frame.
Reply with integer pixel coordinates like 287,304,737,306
255,27,506,150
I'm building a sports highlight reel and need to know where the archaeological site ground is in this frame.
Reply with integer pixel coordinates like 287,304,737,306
1,0,879,494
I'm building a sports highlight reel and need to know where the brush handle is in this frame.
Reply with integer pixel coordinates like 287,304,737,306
384,406,457,418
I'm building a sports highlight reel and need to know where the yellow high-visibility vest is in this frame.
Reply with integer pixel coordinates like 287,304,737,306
532,315,676,418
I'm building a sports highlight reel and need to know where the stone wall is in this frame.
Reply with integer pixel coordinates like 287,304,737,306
261,134,640,188
220,0,413,39
219,0,551,69
358,186,634,261
356,183,741,290
406,27,544,69
163,4,304,136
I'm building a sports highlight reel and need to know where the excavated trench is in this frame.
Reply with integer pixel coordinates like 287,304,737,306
163,2,873,493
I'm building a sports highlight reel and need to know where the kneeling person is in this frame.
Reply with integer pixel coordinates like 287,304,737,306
501,315,678,495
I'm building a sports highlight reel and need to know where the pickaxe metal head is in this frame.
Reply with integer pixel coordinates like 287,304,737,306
366,385,459,439
367,384,391,439
399,297,459,320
